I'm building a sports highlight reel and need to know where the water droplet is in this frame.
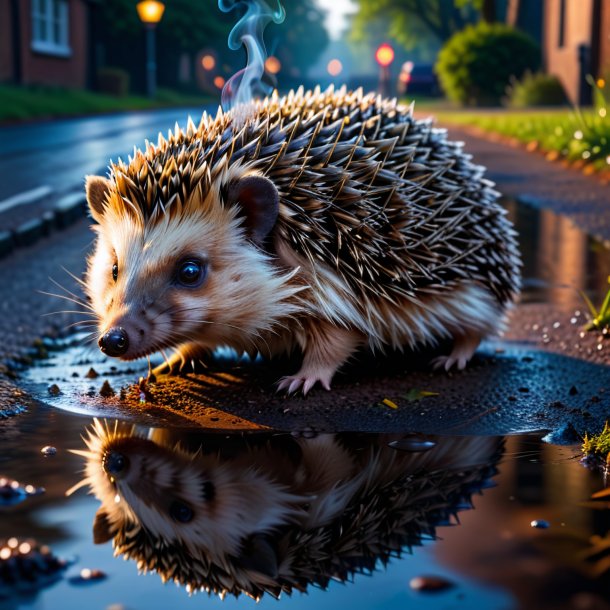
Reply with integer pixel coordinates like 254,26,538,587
409,575,455,592
530,519,550,529
388,437,436,452
553,322,561,329
41,446,57,457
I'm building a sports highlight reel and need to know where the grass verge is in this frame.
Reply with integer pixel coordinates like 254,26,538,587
429,105,610,175
0,85,213,123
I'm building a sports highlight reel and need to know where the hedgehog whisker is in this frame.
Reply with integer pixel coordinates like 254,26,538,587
61,266,88,290
47,276,91,306
39,291,95,312
41,310,95,318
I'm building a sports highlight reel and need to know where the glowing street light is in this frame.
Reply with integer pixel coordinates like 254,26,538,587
265,56,281,75
375,43,395,68
201,55,216,71
375,43,395,97
137,1,165,98
327,59,343,77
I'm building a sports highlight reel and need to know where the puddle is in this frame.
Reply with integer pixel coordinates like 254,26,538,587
1,403,609,610
506,199,610,307
3,200,610,608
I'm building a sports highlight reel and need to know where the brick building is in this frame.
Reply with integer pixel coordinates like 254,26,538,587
0,0,92,88
543,0,610,104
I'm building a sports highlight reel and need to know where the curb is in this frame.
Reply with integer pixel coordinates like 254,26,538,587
0,192,87,260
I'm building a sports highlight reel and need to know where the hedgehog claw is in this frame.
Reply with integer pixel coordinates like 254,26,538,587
276,371,333,395
431,332,481,373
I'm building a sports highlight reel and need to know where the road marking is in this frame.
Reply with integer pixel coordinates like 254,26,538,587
0,185,53,214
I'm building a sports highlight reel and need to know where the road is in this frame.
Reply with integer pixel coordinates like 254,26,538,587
0,106,212,230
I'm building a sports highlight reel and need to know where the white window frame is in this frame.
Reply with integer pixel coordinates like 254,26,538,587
31,0,72,58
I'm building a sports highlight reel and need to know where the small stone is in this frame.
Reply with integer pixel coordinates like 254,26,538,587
530,519,550,529
409,575,455,592
99,380,115,398
47,384,61,396
85,367,99,379
569,385,578,396
69,567,107,585
40,446,57,457
518,387,529,393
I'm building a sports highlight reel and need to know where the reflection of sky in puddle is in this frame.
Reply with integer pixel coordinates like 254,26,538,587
507,200,610,307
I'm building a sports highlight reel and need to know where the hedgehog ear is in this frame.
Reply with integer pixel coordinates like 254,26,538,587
237,534,279,579
227,175,279,245
85,175,112,223
92,508,114,544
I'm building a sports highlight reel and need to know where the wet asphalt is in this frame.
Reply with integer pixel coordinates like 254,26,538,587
0,114,608,434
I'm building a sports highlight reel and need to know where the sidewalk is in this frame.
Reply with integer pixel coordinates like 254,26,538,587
443,125,610,244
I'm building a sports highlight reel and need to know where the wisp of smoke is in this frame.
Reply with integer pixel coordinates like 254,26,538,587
219,0,285,124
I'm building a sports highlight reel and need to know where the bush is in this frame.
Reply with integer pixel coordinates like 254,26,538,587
506,71,568,107
97,67,130,97
435,22,540,106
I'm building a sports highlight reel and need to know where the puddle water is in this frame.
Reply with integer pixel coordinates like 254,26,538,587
1,403,609,610
2,199,610,609
506,199,610,307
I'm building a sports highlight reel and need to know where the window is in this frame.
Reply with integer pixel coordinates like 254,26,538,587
31,0,71,57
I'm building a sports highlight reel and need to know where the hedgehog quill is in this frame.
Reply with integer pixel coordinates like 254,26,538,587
85,87,521,394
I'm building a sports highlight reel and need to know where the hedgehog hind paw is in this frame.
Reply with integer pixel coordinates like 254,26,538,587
431,332,482,372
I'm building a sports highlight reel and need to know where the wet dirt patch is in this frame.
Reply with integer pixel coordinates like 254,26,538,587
19,334,610,436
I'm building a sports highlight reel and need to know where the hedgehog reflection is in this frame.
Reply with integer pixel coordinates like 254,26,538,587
71,420,503,600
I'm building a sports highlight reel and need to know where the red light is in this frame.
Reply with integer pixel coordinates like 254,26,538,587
375,43,395,68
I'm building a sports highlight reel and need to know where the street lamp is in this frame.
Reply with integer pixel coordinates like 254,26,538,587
375,43,395,97
136,0,165,98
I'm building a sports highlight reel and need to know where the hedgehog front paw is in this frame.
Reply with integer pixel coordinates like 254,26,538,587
276,368,334,395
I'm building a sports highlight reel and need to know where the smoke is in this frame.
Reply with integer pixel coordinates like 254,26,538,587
219,0,285,118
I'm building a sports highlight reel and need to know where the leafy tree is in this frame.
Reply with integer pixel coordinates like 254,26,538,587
351,0,479,51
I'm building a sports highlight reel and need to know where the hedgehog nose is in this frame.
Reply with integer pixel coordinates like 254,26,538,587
99,327,129,356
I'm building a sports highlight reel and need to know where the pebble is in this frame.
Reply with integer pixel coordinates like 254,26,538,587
69,567,107,585
409,575,455,592
85,367,99,379
388,437,436,453
0,538,68,593
0,477,45,506
47,384,61,396
530,519,550,529
99,380,115,398
40,446,57,457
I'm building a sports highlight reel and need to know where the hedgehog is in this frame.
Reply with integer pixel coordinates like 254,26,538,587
70,419,503,599
85,86,520,393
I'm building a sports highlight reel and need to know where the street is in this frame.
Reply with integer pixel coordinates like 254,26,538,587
0,106,212,231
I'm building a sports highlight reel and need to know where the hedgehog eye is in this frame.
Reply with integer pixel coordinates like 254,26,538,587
175,259,206,288
112,263,118,283
102,451,129,479
169,500,194,523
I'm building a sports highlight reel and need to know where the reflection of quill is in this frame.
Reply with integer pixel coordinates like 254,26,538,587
70,419,503,599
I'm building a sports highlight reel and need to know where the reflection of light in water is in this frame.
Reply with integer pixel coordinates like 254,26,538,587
507,200,610,306
537,208,587,306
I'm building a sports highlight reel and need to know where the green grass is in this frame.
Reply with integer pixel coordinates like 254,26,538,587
428,104,610,173
0,85,213,123
582,422,610,460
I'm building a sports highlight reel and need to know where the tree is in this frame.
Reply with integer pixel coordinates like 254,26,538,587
351,0,479,51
